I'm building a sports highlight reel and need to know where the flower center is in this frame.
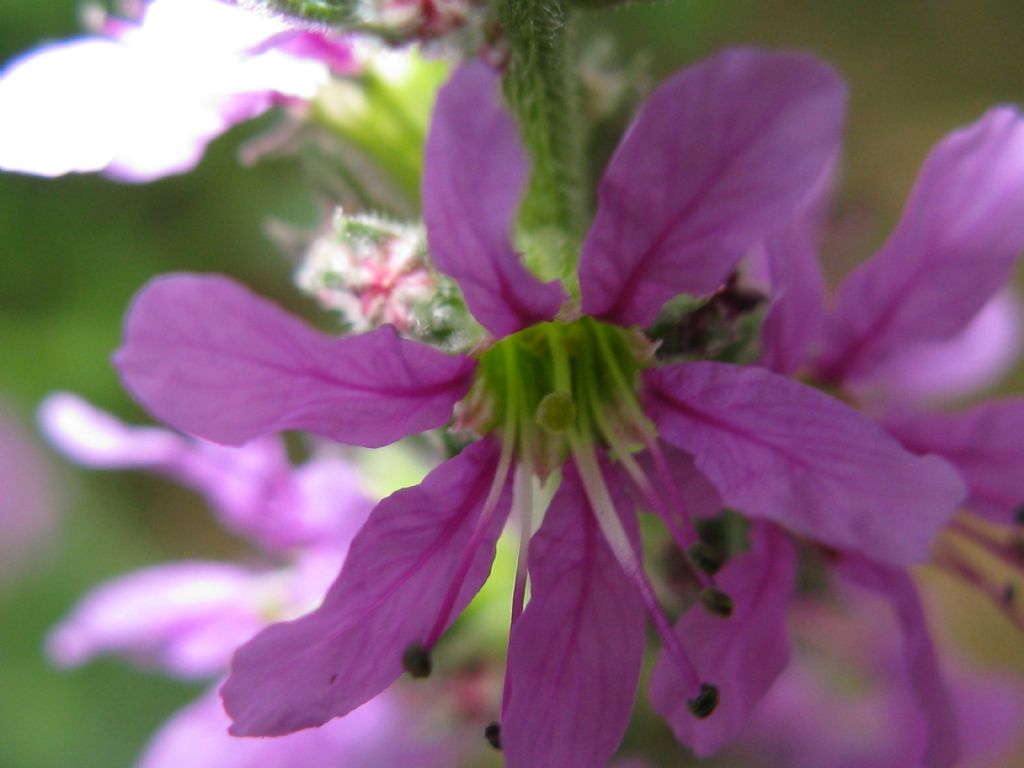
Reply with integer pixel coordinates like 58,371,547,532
459,316,653,475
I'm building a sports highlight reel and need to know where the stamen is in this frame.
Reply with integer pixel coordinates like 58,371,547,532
932,540,1024,631
402,643,432,678
643,434,706,553
586,326,715,591
948,516,1024,576
571,437,705,698
591,407,713,590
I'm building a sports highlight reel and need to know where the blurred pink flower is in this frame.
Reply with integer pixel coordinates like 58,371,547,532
734,585,1024,768
0,403,56,585
752,103,1024,768
0,0,355,181
42,394,463,767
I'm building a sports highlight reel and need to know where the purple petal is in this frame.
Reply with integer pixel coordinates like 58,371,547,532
755,224,827,374
650,521,795,756
39,391,186,467
857,289,1023,405
115,274,475,447
47,562,265,678
502,461,645,768
837,557,959,768
423,62,566,337
885,400,1024,524
579,48,845,327
221,439,512,736
819,107,1024,383
140,686,463,768
645,362,966,563
755,158,833,374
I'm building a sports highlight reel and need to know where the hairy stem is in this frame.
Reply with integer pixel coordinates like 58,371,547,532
498,0,588,283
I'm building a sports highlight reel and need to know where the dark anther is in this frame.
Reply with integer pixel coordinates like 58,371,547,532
1015,504,1024,526
484,721,502,750
687,542,724,575
687,683,719,719
1003,583,1017,606
402,643,432,679
698,587,734,617
328,673,338,685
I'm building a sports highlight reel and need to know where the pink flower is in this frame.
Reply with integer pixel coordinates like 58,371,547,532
753,100,1024,768
0,402,56,586
0,0,355,181
115,50,966,765
40,392,371,552
734,583,1024,768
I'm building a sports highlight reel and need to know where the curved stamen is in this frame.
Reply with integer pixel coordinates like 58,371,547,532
932,538,1024,631
571,436,704,697
948,515,1024,577
595,413,713,590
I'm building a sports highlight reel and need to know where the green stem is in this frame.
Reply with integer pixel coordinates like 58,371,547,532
498,0,588,284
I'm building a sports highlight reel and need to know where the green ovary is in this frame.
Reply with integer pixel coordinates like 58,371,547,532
463,317,652,474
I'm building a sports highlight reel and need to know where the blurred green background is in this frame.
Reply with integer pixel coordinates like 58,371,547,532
2,1,1023,766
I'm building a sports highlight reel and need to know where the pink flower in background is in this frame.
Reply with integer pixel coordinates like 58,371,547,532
114,50,968,765
734,584,1024,768
756,103,1024,631
42,394,462,767
0,0,355,181
40,392,371,553
0,403,56,586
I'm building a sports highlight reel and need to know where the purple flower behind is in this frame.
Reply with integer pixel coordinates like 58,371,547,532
113,49,970,766
756,97,1024,629
735,585,1024,768
0,403,56,586
40,392,372,552
0,0,355,181
43,394,462,767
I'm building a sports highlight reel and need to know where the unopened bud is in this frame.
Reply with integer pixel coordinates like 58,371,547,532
686,542,723,575
698,587,734,617
536,391,576,433
484,721,502,750
687,683,719,719
402,643,432,678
